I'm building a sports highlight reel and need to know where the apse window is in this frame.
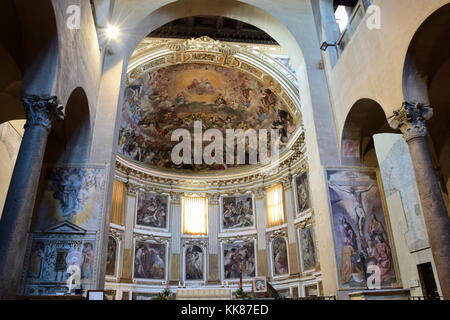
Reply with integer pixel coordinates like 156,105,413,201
266,184,285,227
182,195,208,235
335,5,350,33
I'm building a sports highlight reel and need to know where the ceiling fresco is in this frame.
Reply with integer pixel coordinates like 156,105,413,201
118,63,298,171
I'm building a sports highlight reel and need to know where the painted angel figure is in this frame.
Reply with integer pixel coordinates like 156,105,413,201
330,181,374,238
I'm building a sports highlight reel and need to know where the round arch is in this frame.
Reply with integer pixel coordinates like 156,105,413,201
402,3,450,205
44,87,91,164
340,98,395,166
114,0,306,70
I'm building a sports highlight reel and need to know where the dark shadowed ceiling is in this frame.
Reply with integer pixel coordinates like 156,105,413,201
148,16,277,44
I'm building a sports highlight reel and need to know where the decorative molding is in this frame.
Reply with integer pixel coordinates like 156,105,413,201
115,132,307,190
182,239,208,248
388,102,433,141
219,235,256,243
134,233,171,244
267,229,288,241
110,228,123,240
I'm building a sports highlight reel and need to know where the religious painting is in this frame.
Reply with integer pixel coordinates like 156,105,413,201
222,241,256,280
106,236,117,276
294,172,311,215
271,237,289,276
34,166,106,231
134,241,166,280
185,245,204,281
136,191,169,230
253,277,267,293
342,139,360,158
326,168,397,289
22,234,97,296
118,63,298,171
221,194,254,230
299,226,318,272
104,290,117,300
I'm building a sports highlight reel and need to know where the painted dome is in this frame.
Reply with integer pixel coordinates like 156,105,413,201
118,63,298,171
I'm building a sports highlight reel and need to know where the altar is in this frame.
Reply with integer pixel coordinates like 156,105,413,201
176,288,232,300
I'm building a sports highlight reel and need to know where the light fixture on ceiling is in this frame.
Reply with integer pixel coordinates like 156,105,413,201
105,24,120,40
320,41,337,51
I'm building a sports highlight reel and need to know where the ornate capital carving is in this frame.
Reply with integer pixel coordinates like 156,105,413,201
22,95,64,130
388,102,433,141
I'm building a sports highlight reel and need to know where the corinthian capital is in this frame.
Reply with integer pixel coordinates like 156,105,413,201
22,95,64,130
388,102,433,141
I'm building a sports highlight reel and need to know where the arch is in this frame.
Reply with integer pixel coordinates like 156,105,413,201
402,3,450,103
402,3,450,205
0,0,25,124
117,0,306,70
340,99,395,166
44,87,91,164
106,235,118,277
16,0,59,96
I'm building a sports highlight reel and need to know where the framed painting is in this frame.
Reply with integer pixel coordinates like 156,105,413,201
183,244,206,282
325,167,397,289
136,191,170,231
253,277,267,293
221,240,256,281
106,235,119,277
298,225,318,273
269,237,290,278
220,193,255,232
293,172,311,216
133,240,168,281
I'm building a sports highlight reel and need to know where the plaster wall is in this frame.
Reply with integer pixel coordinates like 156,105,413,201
320,0,450,146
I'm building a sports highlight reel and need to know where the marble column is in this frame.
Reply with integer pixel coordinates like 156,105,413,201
389,102,450,299
170,193,181,284
255,189,268,277
0,95,63,299
207,194,220,284
120,184,138,283
282,178,300,277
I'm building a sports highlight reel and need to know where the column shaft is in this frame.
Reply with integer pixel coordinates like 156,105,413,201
389,102,450,299
0,126,50,298
407,136,450,298
0,96,62,299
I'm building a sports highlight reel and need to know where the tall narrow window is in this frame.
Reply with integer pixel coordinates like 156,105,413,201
182,195,208,235
266,184,285,227
110,180,125,226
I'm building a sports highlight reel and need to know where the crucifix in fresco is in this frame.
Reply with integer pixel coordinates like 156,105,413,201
329,172,374,239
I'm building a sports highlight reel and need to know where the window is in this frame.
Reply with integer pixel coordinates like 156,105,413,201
265,184,285,227
182,195,208,235
335,5,350,33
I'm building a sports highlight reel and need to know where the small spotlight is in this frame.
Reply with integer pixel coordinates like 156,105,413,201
105,25,120,40
320,41,337,51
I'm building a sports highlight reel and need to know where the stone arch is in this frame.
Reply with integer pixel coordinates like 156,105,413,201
340,99,395,166
0,0,60,123
402,3,450,203
0,0,25,124
44,87,91,164
116,0,306,70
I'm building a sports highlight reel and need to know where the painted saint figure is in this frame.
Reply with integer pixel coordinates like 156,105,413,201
330,181,374,238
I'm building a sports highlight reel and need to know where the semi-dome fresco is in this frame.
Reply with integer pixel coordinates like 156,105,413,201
118,63,298,171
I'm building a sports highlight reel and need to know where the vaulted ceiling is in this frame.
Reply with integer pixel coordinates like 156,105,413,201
148,16,277,44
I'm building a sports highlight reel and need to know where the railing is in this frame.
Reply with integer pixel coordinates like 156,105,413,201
409,296,444,301
337,0,371,52
280,296,337,301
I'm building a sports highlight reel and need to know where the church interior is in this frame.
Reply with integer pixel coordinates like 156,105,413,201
0,0,449,301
